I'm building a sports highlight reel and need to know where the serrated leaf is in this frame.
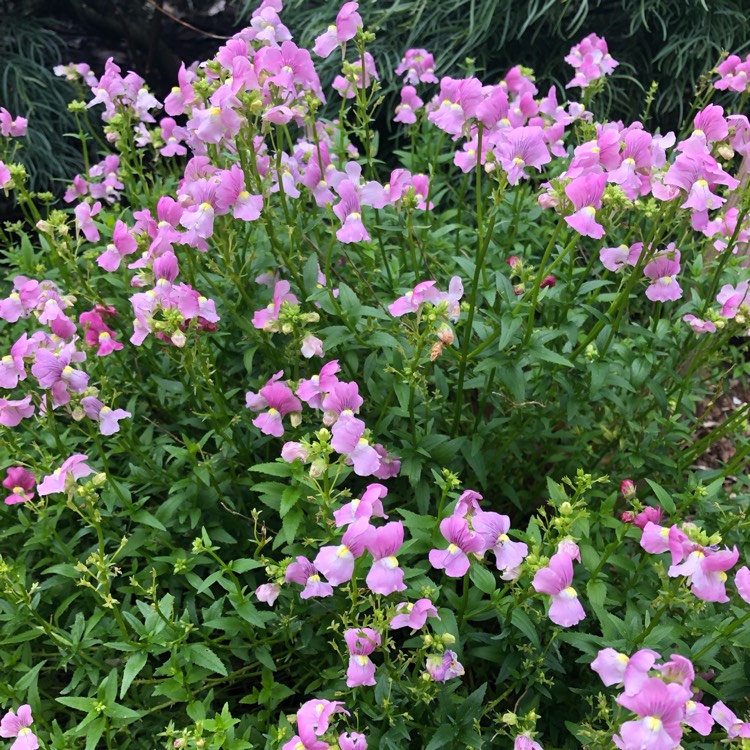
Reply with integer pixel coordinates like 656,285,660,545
251,462,293,478
187,644,228,676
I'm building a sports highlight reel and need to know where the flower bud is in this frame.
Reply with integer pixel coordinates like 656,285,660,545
620,479,636,498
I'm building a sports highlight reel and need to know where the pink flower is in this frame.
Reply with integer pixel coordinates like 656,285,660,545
428,77,483,135
615,678,691,750
472,511,528,571
313,2,362,58
394,85,423,125
3,467,36,505
0,705,38,750
532,552,585,627
365,521,406,595
656,654,694,688
74,201,102,242
297,700,348,748
371,444,400,479
334,483,388,527
395,48,438,85
640,522,673,554
428,515,483,577
565,33,618,89
80,309,123,356
285,556,334,599
564,173,606,238
0,108,28,138
245,372,302,438
668,541,739,603
255,583,281,605
81,396,131,436
344,627,381,687
683,314,716,334
164,63,195,116
683,700,714,736
599,242,637,272
514,736,543,750
301,334,324,358
215,164,263,222
494,126,551,184
330,414,381,476
97,220,138,271
389,599,440,630
0,396,35,427
297,360,341,409
426,650,464,682
388,281,439,316
339,732,367,750
332,52,378,99
37,455,94,496
333,181,369,243
715,54,750,93
455,489,483,517
711,701,750,739
736,566,750,604
644,247,682,302
252,280,299,332
633,506,662,530
590,648,659,694
314,517,373,586
716,281,749,319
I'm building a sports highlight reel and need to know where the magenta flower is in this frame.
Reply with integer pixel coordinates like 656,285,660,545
164,63,195,116
74,201,102,242
433,276,464,322
564,173,606,238
80,309,123,356
590,648,659,695
372,443,400,479
428,515,483,578
426,650,464,682
344,627,381,687
683,314,717,334
215,164,263,222
565,33,618,89
297,360,341,409
252,280,299,332
313,2,362,58
301,334,324,359
285,556,334,599
494,126,551,185
615,678,691,750
0,334,33,388
334,483,388,527
0,705,38,750
365,521,406,595
314,517,374,586
389,599,440,630
472,511,528,571
330,415,381,476
0,396,35,427
711,701,750,739
97,220,137,271
333,181,369,243
644,247,682,302
656,654,694,688
633,506,662,530
37,454,94,496
716,281,749,319
428,77,483,136
532,552,585,627
388,280,439,317
245,372,302,438
0,108,28,138
395,48,438,85
514,736,543,750
3,467,36,505
715,54,750,93
640,522,673,554
322,381,364,423
668,542,739,603
81,396,131,436
31,345,89,395
394,85,423,125
332,52,378,99
297,699,349,749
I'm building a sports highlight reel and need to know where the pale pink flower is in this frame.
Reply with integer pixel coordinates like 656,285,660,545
0,705,38,750
428,515,483,577
532,552,585,627
37,454,94,496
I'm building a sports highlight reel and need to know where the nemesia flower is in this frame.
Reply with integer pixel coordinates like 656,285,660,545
590,648,659,694
334,483,388,527
564,172,606,238
716,281,749,319
426,650,464,682
683,700,714,736
339,732,367,750
711,701,750,739
74,201,102,242
365,521,406,595
514,736,543,750
644,247,682,302
312,2,362,58
333,181,369,243
395,48,438,85
3,467,36,505
615,678,691,750
0,334,33,388
640,521,672,554
253,280,299,332
301,334,324,358
37,454,94,496
0,108,28,137
428,515,484,577
296,699,349,749
454,489,483,517
255,583,281,605
656,654,694,688
245,371,302,438
715,54,750,93
389,599,440,630
371,444,400,479
428,76,483,136
433,276,464,322
0,704,38,750
565,33,618,89
97,219,138,271
494,126,551,184
0,396,35,427
532,552,585,627
388,281,439,316
297,360,341,409
472,511,528,571
80,309,123,356
344,627,381,687
633,506,662,530
736,566,750,604
668,536,739,603
683,314,716,334
332,51,378,99
285,556,334,599
314,517,373,586
81,396,131,436
394,86,423,125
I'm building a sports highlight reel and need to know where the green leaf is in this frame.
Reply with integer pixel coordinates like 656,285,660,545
586,579,607,608
103,703,142,721
528,342,573,368
644,479,676,514
85,717,106,750
187,644,228,676
280,486,301,517
231,558,264,573
251,462,293,478
56,696,97,712
120,652,148,699
425,723,457,750
469,565,496,595
511,608,539,649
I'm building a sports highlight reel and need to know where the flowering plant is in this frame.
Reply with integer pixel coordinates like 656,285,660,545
1,3,750,749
